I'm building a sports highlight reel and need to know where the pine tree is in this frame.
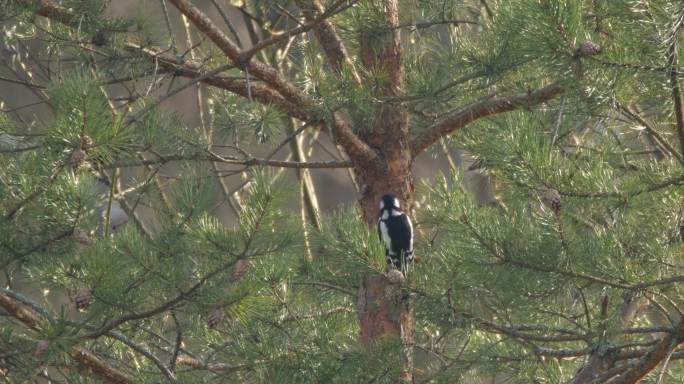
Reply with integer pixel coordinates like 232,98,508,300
2,0,684,382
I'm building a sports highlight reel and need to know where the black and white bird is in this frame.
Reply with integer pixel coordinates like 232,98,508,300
378,194,414,271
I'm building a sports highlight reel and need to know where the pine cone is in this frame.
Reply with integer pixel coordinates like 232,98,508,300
91,31,107,47
74,289,92,311
207,306,225,329
72,228,93,245
577,40,601,57
80,135,93,151
35,340,51,356
386,269,406,285
231,259,250,282
70,149,87,169
540,186,561,216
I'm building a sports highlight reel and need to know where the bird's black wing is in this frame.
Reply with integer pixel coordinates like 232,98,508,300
387,212,413,255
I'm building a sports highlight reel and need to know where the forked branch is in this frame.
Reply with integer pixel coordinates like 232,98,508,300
295,0,362,84
167,0,307,106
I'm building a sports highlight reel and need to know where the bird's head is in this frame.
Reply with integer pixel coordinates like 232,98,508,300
379,194,401,213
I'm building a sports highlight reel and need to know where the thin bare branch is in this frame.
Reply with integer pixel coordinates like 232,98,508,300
0,75,47,89
103,151,352,169
619,104,684,164
395,19,479,29
126,43,308,121
167,0,307,106
240,0,358,63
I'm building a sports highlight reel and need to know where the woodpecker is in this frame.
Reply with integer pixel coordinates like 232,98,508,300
378,194,414,272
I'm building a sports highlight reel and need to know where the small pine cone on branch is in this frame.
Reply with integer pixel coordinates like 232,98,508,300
539,186,562,216
207,306,225,329
386,269,406,285
74,289,92,311
80,135,93,151
577,40,601,57
231,259,250,282
70,149,87,170
91,31,107,47
35,340,51,356
72,228,93,246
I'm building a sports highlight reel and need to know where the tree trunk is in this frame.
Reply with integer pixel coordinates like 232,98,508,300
352,99,414,380
354,138,414,382
351,2,415,381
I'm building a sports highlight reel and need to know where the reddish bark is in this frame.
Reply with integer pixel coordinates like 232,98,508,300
353,3,415,382
611,323,683,384
357,275,413,382
358,275,402,343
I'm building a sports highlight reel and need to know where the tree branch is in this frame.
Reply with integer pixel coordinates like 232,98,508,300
125,43,309,121
36,1,309,123
409,83,563,157
241,0,358,64
2,287,180,381
166,0,307,106
569,294,647,384
293,0,379,168
102,151,352,169
294,0,362,84
32,0,74,25
0,291,132,384
176,355,253,374
28,0,378,168
611,323,684,384
619,104,684,165
29,0,308,121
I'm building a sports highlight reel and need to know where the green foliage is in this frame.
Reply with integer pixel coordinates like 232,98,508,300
48,72,134,162
213,92,287,145
297,207,387,303
5,0,684,382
